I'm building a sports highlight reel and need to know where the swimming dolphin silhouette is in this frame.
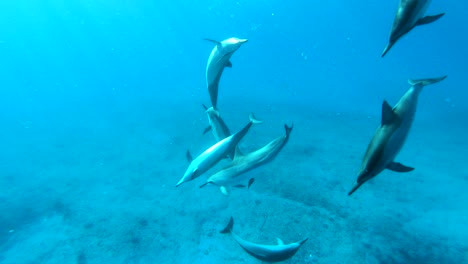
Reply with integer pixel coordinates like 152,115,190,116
176,113,261,187
205,37,248,108
200,124,293,195
220,217,307,262
382,0,444,57
349,76,447,195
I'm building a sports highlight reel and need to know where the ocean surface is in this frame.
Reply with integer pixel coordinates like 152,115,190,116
0,0,467,263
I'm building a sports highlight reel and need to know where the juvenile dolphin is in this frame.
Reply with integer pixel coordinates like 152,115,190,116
205,37,248,108
382,0,445,57
200,124,293,194
202,104,243,159
348,76,447,195
220,217,307,263
176,113,261,187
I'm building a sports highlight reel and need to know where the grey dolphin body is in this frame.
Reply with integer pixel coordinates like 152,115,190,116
220,217,307,263
202,105,232,142
201,125,293,192
176,114,261,187
382,0,444,57
348,76,447,195
205,37,248,108
202,105,244,159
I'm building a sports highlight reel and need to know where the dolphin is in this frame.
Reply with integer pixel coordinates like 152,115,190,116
176,113,261,187
202,104,244,159
202,104,232,142
200,124,293,194
205,37,248,109
220,217,307,262
382,0,445,57
348,76,447,195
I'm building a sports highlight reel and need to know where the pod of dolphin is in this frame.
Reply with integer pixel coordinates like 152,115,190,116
176,0,447,262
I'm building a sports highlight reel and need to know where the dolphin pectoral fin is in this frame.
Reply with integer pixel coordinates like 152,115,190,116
220,186,229,196
348,181,364,196
220,217,234,234
203,126,212,135
408,76,447,86
415,13,445,27
226,147,237,160
381,42,394,58
199,182,209,188
381,100,397,126
225,61,232,68
186,150,193,162
248,178,255,189
276,238,284,245
386,162,414,172
202,104,209,110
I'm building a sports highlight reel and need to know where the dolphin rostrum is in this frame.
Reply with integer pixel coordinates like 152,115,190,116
176,113,261,187
349,76,447,195
200,124,293,194
205,37,248,109
382,0,445,57
220,217,308,262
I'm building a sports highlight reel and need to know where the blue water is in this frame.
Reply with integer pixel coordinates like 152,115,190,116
0,0,466,263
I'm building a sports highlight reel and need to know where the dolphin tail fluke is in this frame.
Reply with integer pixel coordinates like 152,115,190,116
284,124,293,137
249,113,263,124
408,76,447,86
415,13,445,27
381,42,394,58
348,182,364,196
220,217,234,234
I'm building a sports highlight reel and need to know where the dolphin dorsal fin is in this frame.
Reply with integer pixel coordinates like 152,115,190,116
381,100,396,126
225,61,232,68
276,238,284,245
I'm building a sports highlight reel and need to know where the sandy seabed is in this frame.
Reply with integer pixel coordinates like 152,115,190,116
1,99,467,264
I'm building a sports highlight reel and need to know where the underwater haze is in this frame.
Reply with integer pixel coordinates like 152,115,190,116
0,0,467,263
